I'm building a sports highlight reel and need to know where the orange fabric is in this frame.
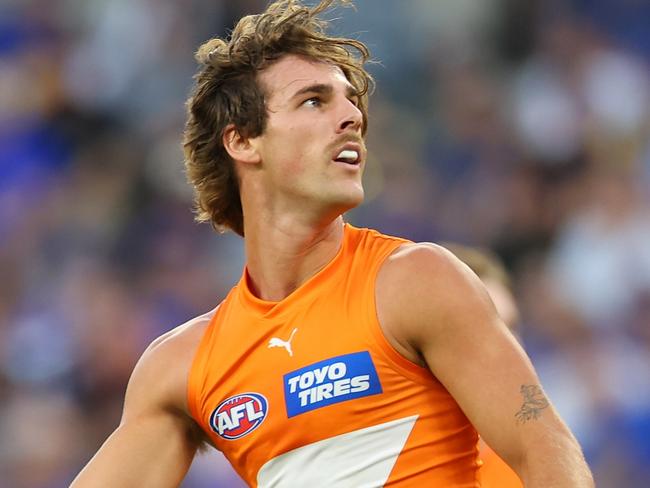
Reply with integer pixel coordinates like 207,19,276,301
479,443,523,488
188,224,480,486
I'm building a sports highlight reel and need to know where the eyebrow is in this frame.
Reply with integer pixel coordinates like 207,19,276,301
290,83,359,101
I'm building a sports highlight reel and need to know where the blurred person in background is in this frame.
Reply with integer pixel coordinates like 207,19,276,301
70,1,592,487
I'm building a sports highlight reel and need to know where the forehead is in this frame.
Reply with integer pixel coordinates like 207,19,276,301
259,55,352,103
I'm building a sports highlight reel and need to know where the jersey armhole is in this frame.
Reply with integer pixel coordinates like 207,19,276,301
186,309,220,426
365,240,439,387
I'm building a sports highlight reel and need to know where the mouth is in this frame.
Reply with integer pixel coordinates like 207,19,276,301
332,143,363,167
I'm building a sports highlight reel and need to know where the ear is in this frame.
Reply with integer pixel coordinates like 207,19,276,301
222,124,261,165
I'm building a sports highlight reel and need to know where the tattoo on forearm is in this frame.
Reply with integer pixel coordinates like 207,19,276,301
515,384,549,424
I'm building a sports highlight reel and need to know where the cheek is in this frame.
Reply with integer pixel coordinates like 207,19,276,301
285,158,307,176
263,116,326,178
275,139,306,176
279,128,319,175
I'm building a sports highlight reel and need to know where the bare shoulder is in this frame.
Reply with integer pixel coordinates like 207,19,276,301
146,308,215,362
379,241,469,281
124,308,217,419
376,242,498,360
377,241,488,313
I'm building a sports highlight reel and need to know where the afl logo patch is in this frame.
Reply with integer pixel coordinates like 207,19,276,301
209,393,268,440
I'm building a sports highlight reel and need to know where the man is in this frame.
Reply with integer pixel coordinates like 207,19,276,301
71,1,594,486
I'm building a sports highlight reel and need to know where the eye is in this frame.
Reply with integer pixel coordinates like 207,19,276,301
348,97,360,107
302,97,322,108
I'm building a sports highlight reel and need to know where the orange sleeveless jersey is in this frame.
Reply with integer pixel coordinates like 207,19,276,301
188,224,480,487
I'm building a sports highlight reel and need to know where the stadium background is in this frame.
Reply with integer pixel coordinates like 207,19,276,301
1,0,649,486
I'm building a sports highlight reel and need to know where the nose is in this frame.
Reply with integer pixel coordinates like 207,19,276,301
336,98,363,133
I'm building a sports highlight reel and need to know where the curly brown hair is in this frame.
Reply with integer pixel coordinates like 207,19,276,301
182,0,372,237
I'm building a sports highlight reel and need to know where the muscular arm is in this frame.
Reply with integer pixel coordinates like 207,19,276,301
376,244,594,487
70,316,211,488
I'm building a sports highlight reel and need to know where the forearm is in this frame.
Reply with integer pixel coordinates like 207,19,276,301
71,415,197,488
517,432,594,487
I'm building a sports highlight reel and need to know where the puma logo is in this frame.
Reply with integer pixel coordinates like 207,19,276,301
268,328,298,357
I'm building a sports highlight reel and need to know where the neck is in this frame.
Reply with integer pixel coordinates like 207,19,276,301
243,215,345,302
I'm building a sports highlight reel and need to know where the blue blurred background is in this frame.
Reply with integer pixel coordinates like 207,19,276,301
1,0,649,486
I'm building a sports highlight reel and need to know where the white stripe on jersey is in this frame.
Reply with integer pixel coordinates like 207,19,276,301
256,415,418,487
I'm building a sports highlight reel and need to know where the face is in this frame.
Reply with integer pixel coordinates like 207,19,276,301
249,54,367,218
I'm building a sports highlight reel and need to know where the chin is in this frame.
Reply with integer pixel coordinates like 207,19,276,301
310,183,364,217
332,189,364,213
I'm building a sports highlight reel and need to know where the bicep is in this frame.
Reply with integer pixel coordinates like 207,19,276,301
421,307,553,470
380,244,572,474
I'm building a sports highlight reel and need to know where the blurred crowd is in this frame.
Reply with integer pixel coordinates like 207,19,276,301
1,0,649,486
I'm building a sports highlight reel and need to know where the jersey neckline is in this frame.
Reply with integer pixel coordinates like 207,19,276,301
236,223,356,318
